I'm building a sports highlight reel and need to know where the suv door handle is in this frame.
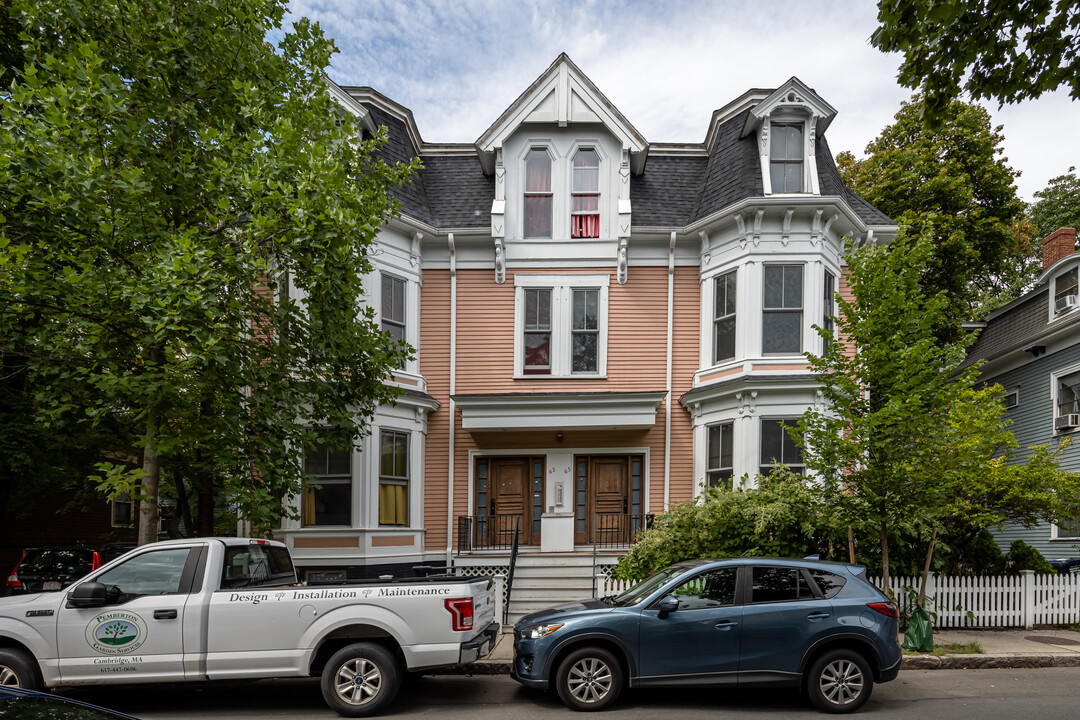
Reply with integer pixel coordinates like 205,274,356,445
714,620,738,630
153,609,178,620
807,612,830,621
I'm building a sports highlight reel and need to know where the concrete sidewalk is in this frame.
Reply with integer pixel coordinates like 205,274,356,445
436,627,1080,675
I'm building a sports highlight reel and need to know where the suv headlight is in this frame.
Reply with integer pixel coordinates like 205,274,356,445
522,623,563,639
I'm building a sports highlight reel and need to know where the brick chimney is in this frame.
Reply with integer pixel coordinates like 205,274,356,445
1043,227,1078,271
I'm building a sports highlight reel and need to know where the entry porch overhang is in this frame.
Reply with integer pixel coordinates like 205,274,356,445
451,391,667,432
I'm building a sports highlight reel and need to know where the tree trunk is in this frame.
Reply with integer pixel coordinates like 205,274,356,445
173,469,194,538
917,527,938,607
847,525,856,564
138,411,160,546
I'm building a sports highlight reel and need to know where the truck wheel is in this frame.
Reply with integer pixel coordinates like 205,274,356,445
555,646,623,711
320,642,401,717
0,649,41,691
806,649,873,714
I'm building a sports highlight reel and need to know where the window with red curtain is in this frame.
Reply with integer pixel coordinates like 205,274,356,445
572,149,599,238
524,149,552,238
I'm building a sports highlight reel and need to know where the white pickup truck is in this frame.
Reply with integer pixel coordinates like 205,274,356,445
0,537,498,717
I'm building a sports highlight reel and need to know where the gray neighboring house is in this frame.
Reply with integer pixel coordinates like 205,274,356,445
965,227,1080,561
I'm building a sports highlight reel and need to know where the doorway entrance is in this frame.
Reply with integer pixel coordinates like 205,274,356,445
572,454,644,546
474,456,544,546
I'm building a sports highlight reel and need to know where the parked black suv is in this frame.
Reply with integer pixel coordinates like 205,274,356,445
5,544,135,595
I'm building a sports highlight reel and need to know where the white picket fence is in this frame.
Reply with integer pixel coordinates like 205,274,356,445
594,570,1080,629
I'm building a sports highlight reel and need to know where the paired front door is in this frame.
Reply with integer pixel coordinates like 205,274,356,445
476,457,543,546
573,455,642,545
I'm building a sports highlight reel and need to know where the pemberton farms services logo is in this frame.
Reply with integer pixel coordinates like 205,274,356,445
85,611,148,655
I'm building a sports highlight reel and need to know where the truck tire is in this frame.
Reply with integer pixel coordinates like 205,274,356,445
320,642,401,717
555,646,623,711
0,648,41,691
806,648,873,714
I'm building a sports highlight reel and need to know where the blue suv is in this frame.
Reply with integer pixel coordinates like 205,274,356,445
511,557,901,713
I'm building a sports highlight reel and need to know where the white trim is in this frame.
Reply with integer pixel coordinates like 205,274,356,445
513,273,610,378
1051,362,1080,436
453,391,666,432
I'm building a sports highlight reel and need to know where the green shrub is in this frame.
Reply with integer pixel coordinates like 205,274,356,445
1007,539,1056,574
613,471,841,580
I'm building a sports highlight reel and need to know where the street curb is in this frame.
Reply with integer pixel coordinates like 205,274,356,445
431,655,1080,676
902,654,1080,670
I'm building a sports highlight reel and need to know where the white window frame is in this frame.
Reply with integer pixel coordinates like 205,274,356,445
522,146,555,239
1053,266,1079,317
570,146,602,239
769,122,804,194
514,274,610,378
759,417,805,477
302,431,354,528
378,428,409,527
706,421,734,490
713,270,737,364
1053,364,1080,435
1001,389,1019,410
762,263,804,355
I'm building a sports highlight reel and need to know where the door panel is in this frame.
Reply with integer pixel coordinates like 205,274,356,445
476,457,538,546
574,455,634,545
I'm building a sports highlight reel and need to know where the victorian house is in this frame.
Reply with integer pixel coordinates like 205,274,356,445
275,55,896,621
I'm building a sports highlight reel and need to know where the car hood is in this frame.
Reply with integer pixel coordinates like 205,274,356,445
516,598,612,628
0,590,64,612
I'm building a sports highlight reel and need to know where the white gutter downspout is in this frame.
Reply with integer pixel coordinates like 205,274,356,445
445,233,457,567
664,231,676,512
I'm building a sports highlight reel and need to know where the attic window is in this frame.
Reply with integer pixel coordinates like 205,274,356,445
571,149,600,238
770,124,803,193
524,149,553,239
1055,267,1078,315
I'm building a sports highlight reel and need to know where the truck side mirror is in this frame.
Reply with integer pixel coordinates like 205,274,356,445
68,581,107,608
657,595,680,618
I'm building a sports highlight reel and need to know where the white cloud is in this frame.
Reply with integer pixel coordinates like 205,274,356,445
284,0,1076,202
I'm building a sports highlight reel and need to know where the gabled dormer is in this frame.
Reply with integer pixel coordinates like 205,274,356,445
740,77,837,197
477,54,648,275
1039,228,1080,323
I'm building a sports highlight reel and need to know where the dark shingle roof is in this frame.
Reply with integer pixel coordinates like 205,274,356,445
366,105,434,226
816,137,893,226
630,155,709,227
691,110,762,222
420,155,493,228
964,291,1050,366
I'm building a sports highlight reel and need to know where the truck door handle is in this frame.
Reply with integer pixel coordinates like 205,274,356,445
714,620,738,630
807,612,830,621
153,609,178,620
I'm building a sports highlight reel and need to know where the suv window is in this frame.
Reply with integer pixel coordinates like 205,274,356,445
669,568,737,610
751,566,815,603
808,569,847,599
21,548,92,576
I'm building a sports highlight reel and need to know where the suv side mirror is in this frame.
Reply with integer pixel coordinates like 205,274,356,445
68,581,107,608
657,595,680,618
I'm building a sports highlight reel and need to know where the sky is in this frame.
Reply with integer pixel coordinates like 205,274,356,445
283,0,1077,202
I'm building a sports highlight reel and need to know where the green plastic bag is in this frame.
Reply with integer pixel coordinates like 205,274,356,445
902,606,934,652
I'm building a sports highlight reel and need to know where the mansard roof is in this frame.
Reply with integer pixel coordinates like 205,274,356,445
339,58,892,232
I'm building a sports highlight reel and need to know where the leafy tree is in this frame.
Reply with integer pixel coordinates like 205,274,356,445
837,96,1029,324
614,472,841,580
872,0,1080,122
1029,167,1080,240
0,0,415,543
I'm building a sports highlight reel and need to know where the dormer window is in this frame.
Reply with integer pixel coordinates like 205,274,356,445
571,149,600,238
1055,267,1078,315
524,149,552,238
770,123,804,193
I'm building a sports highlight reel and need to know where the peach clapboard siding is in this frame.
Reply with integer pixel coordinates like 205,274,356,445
419,265,701,550
838,266,856,360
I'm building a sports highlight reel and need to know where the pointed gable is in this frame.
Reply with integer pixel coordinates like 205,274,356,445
475,53,649,175
741,76,837,137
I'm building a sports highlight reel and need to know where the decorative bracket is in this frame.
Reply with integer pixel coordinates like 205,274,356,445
410,232,423,269
736,390,758,415
811,209,824,245
752,209,765,246
734,213,748,249
617,237,629,285
781,208,795,245
698,229,710,266
494,237,505,284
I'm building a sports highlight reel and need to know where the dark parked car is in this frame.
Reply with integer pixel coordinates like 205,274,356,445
0,685,139,719
512,557,901,714
1048,557,1080,575
5,544,134,595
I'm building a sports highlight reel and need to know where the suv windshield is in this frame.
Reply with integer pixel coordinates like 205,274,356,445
21,548,92,576
611,564,692,606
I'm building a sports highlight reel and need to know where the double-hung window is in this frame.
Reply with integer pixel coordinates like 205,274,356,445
714,270,737,363
1055,267,1078,315
381,275,406,342
571,149,600,238
770,123,804,193
524,149,553,238
822,269,836,352
516,274,608,377
760,419,804,476
1056,370,1080,433
763,265,803,354
303,433,352,526
379,430,409,526
706,422,734,490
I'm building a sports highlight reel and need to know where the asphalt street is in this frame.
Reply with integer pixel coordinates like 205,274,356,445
56,667,1080,719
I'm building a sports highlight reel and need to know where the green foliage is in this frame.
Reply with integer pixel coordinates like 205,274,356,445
613,472,841,581
1029,167,1080,240
838,96,1029,322
1007,540,1057,574
0,0,416,539
872,1,1080,121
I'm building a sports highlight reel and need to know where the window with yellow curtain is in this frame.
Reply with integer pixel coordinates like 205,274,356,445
302,432,352,526
379,430,409,526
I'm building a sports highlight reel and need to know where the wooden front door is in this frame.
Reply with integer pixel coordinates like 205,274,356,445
574,455,632,545
475,457,542,547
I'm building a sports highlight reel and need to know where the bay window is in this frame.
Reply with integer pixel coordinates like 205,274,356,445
707,422,734,489
303,433,352,526
714,270,737,363
763,264,803,354
759,418,805,476
379,430,409,526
